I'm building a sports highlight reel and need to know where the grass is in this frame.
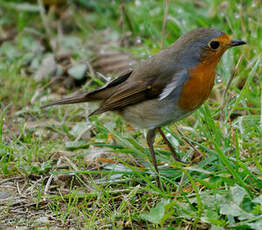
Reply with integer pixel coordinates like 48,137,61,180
0,0,261,229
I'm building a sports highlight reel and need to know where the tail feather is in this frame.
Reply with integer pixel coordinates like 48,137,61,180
41,93,91,109
41,69,133,111
88,107,106,117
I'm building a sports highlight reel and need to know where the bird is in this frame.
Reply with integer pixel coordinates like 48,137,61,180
42,28,246,188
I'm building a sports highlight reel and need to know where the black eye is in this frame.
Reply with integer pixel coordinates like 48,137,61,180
209,41,220,49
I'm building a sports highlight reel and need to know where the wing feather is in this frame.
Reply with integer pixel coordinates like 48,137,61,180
159,70,188,100
91,70,189,116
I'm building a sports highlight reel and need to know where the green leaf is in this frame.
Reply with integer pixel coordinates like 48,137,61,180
3,2,40,12
140,199,170,224
231,185,247,205
65,141,89,150
219,202,245,217
217,186,253,221
253,195,262,209
70,122,91,138
68,64,88,80
210,226,225,230
247,220,262,230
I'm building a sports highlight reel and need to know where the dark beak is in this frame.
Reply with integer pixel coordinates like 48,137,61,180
230,40,247,47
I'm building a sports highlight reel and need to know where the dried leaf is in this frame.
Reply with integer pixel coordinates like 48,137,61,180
94,49,137,75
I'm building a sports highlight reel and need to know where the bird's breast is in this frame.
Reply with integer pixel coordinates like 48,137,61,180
178,61,217,111
120,99,188,129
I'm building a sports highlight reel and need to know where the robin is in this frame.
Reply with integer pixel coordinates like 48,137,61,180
42,28,246,188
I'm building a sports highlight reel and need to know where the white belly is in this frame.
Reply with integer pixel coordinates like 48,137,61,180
120,98,190,129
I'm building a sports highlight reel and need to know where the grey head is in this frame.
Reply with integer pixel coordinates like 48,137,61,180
170,28,225,68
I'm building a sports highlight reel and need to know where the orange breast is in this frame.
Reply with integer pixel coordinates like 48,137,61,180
178,33,232,111
178,61,217,111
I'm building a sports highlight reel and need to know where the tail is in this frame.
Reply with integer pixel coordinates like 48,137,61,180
41,69,133,110
41,93,92,109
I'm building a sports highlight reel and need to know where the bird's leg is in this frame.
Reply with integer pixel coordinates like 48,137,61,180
158,127,182,162
146,128,161,189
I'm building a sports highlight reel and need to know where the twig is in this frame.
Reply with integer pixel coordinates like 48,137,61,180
175,125,202,157
62,156,94,191
176,172,185,194
161,0,170,49
260,83,262,128
119,0,125,33
43,175,55,197
38,0,51,36
82,60,96,89
63,156,79,171
44,157,61,198
86,59,96,77
0,29,17,45
220,55,243,121
225,16,234,36
74,126,91,142
37,0,55,52
120,0,134,34
0,176,23,185
16,181,22,195
31,76,62,104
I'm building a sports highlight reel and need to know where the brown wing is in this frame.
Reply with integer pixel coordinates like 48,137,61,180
90,70,185,116
90,81,155,115
86,69,133,100
90,48,190,116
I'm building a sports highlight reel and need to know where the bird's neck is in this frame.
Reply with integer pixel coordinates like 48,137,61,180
178,59,219,111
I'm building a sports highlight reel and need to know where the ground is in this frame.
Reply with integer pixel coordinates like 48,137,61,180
0,0,261,229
